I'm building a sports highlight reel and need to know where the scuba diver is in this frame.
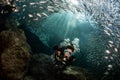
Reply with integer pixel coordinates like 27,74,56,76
52,38,80,69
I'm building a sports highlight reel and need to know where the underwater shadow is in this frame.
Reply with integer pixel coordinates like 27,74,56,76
19,24,53,55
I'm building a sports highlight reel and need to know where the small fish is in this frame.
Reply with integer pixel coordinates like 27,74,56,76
13,7,19,12
104,29,111,36
39,7,44,9
33,18,39,21
105,50,111,54
23,16,25,19
36,13,41,17
39,1,47,4
48,8,54,12
47,6,54,9
28,14,33,17
42,12,48,17
104,56,108,59
22,8,26,11
30,2,35,5
114,48,118,52
108,41,113,44
23,5,26,7
54,3,60,7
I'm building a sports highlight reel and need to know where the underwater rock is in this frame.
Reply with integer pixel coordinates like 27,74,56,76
0,29,31,80
25,54,56,80
58,66,86,80
25,53,97,80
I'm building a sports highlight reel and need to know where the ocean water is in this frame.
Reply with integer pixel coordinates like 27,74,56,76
2,0,120,79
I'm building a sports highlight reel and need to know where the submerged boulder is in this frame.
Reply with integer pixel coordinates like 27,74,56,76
0,29,31,80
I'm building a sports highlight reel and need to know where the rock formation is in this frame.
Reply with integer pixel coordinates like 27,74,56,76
0,29,31,80
24,53,98,80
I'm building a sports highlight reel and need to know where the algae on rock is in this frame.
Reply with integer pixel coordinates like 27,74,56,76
0,29,31,80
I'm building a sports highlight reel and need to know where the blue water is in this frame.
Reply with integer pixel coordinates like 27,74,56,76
6,0,120,79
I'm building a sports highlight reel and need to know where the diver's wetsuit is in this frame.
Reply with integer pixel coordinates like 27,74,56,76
54,47,75,70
